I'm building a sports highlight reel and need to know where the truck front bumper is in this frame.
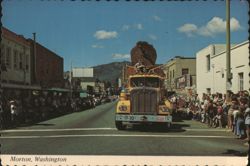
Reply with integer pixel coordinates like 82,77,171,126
115,114,172,123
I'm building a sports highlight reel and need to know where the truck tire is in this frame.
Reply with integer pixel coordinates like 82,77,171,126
115,121,125,130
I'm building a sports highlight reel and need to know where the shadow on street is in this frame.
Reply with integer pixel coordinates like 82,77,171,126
124,123,189,133
222,149,248,156
34,123,55,126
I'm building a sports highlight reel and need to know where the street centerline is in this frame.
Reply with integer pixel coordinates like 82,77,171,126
0,134,235,139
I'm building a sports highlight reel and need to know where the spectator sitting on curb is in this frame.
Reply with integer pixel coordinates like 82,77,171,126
235,105,246,139
244,106,250,144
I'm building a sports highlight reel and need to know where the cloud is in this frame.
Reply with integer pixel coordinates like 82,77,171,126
122,25,130,31
135,24,143,30
91,44,104,48
94,30,118,40
148,34,157,40
229,17,241,31
152,15,162,21
178,17,242,37
177,24,198,37
121,23,144,31
112,53,130,59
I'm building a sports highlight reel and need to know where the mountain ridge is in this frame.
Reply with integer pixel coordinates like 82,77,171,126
93,61,130,83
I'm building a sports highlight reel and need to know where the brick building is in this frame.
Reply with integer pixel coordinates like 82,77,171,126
1,27,31,86
28,38,64,88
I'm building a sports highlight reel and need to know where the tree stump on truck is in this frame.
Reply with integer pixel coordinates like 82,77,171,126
130,41,157,67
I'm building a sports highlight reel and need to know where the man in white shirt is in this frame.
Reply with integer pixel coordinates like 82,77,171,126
10,101,17,126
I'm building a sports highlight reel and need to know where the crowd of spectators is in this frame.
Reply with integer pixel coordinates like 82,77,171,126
0,92,112,129
170,90,250,144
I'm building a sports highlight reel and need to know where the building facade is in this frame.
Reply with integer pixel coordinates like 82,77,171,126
28,39,64,88
196,41,249,98
70,67,95,92
1,27,31,86
162,56,196,91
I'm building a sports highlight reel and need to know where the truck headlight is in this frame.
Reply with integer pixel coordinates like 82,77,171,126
119,105,128,111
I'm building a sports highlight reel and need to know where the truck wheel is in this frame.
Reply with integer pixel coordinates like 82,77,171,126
115,121,125,130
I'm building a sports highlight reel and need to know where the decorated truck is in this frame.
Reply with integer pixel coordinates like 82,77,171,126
115,41,172,130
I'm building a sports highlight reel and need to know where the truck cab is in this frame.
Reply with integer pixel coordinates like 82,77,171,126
115,71,172,130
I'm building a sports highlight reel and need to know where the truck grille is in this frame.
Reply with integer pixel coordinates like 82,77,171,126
130,88,159,115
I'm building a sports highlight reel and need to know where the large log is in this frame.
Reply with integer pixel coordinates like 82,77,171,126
130,41,157,67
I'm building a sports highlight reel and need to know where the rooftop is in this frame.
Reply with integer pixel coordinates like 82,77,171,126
2,26,30,47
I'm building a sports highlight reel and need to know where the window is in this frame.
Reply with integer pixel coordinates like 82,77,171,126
169,71,172,86
19,53,23,69
25,54,29,70
182,68,189,75
206,54,210,71
14,50,18,69
206,88,211,95
1,44,5,65
6,47,11,68
130,77,160,88
173,70,175,78
238,73,244,91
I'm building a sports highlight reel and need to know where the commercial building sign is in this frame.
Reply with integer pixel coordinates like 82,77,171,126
72,68,93,78
176,74,192,89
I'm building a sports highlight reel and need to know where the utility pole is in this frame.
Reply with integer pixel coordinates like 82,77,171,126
70,61,73,100
226,0,232,91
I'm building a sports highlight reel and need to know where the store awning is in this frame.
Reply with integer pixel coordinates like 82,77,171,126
46,88,71,92
1,83,42,90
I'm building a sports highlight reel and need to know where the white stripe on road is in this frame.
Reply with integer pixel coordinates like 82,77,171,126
0,134,235,139
0,128,116,133
181,129,231,132
0,128,230,133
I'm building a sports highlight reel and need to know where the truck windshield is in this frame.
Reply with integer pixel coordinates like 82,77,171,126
130,77,160,88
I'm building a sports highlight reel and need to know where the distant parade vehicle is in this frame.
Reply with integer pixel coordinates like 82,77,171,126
115,41,173,130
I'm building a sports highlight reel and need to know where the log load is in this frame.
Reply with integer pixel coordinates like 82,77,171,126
130,41,157,67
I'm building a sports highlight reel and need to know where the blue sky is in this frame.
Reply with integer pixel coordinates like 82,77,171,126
2,0,248,71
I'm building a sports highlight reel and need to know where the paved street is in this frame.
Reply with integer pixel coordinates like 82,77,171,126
0,101,248,156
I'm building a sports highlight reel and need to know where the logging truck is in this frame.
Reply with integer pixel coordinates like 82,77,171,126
115,41,172,130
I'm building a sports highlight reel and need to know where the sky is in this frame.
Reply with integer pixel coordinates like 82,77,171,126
2,0,249,71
